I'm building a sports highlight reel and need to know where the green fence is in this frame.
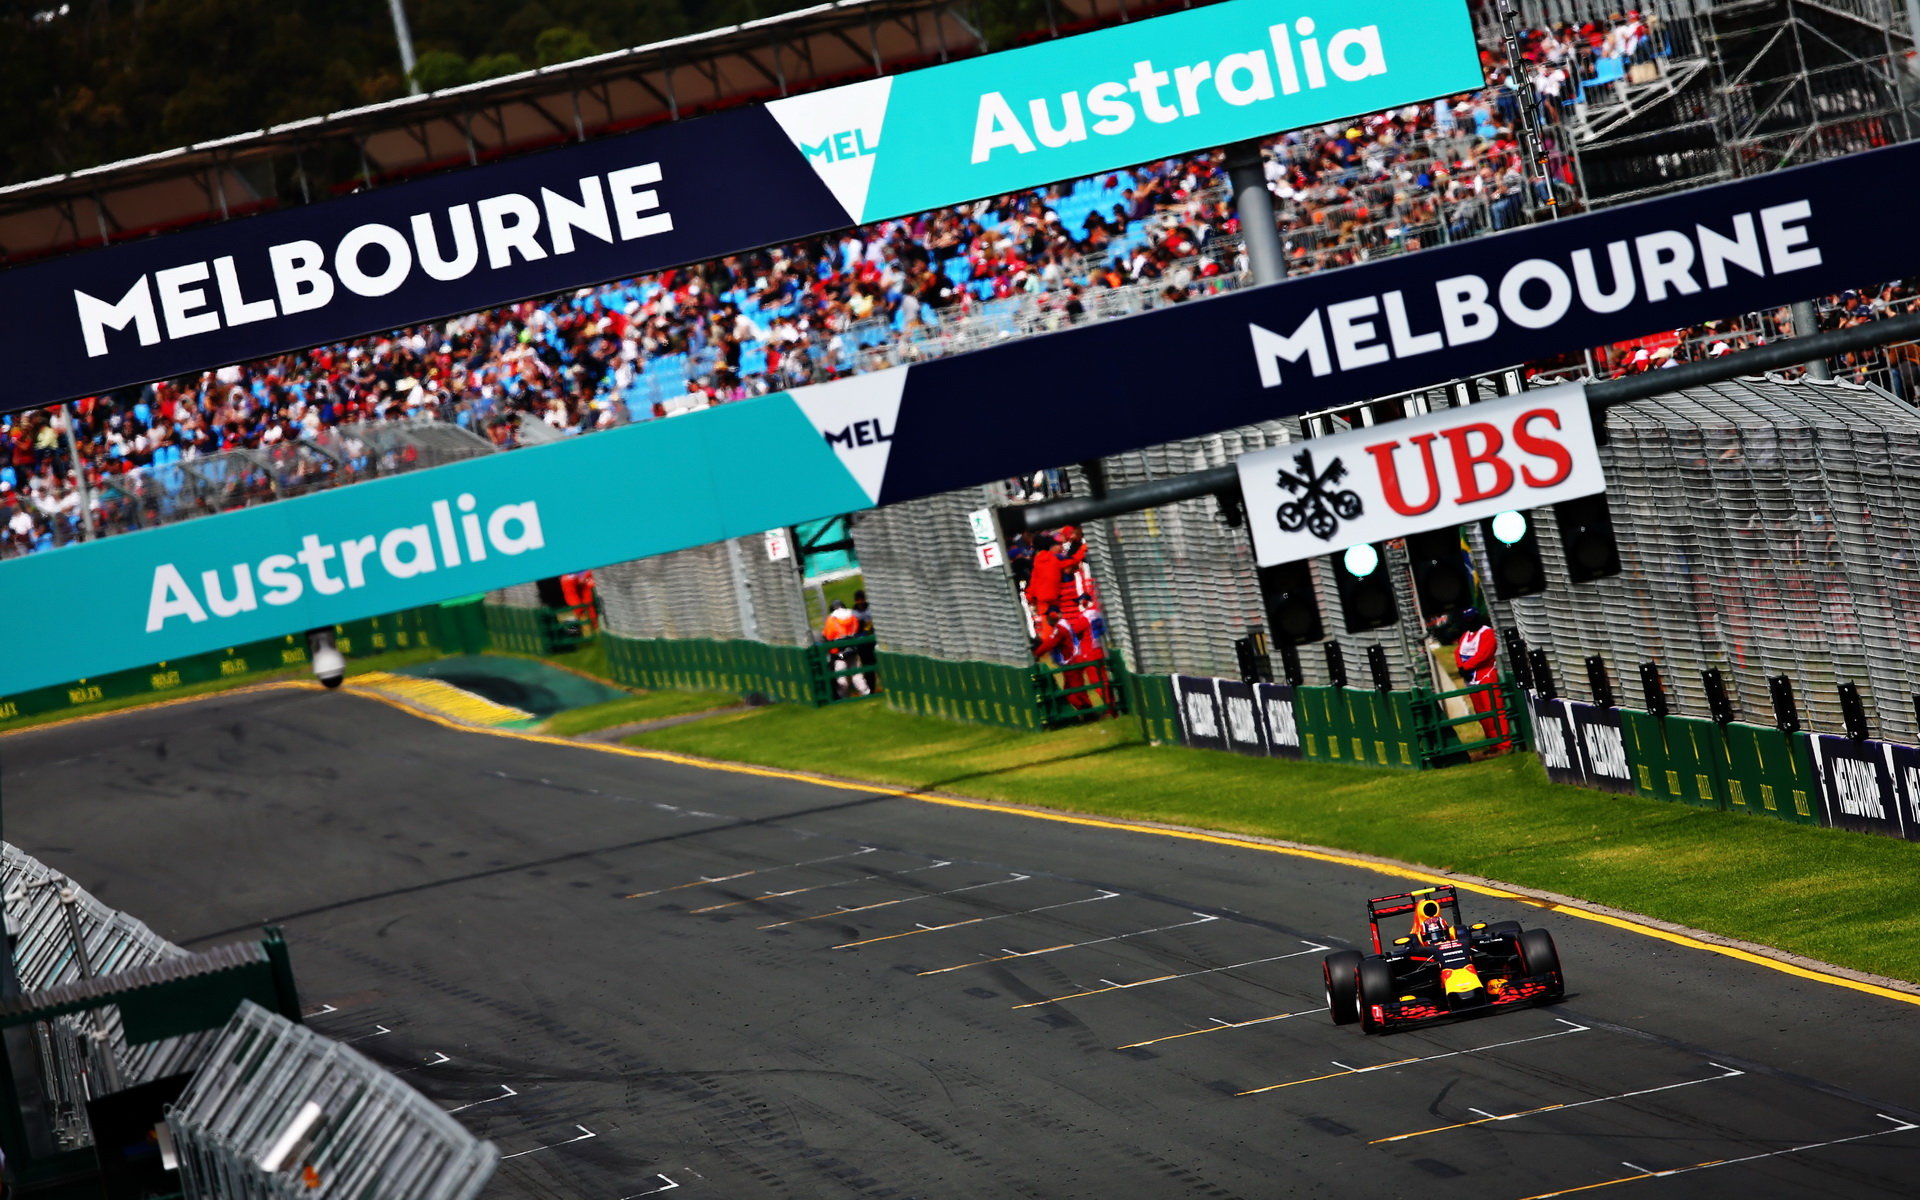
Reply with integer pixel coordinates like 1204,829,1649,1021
483,603,594,656
0,605,454,727
601,633,817,704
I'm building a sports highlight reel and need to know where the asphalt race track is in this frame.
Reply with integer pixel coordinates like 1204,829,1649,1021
5,688,1919,1199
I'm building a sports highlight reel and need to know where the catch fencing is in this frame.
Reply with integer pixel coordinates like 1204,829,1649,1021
169,1000,493,1200
1509,374,1920,744
1,842,218,1152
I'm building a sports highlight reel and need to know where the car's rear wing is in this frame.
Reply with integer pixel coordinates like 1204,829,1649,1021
1364,885,1465,953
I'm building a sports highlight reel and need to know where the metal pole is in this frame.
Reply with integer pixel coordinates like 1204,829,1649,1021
64,402,96,542
1223,140,1286,285
388,0,422,95
1791,298,1833,380
1497,0,1561,221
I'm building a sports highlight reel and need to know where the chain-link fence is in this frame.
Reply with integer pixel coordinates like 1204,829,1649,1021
1,841,217,1151
851,488,1033,667
170,1000,494,1200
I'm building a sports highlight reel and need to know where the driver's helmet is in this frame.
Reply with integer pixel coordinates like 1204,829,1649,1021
1416,900,1451,943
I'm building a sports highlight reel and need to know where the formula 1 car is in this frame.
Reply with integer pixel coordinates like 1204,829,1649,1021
1323,885,1564,1034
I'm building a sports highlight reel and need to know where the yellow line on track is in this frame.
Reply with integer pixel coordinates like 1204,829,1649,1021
17,684,1920,1009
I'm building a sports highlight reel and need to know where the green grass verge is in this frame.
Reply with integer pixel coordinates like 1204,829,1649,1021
0,646,444,735
626,701,1920,985
539,690,741,736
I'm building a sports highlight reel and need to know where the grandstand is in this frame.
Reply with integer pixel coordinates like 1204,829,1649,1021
10,0,1920,568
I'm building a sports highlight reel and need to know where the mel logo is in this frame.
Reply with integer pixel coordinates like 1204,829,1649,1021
803,129,879,163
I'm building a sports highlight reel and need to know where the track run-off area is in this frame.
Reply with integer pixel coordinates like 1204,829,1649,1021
4,687,1917,1199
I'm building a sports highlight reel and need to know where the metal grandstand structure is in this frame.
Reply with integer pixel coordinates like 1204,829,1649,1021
1551,0,1916,206
0,0,1195,264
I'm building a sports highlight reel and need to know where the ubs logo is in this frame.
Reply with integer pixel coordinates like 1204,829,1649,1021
1272,448,1362,542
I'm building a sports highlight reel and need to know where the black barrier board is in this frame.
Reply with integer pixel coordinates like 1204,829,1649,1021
1255,683,1304,760
1173,675,1227,753
1214,680,1269,757
1530,694,1585,787
1568,702,1634,794
1810,735,1905,839
1879,743,1920,842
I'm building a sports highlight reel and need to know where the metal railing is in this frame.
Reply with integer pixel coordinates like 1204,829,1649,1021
169,1001,495,1200
1,842,216,1150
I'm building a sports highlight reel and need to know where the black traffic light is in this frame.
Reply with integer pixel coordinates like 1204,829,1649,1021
1256,559,1325,646
1480,509,1547,599
1554,493,1622,583
1406,526,1474,617
1333,542,1398,633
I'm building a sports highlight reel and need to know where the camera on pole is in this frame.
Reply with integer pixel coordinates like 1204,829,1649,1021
307,628,345,689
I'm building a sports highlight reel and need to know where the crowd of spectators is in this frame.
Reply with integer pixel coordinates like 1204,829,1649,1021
6,2,1912,558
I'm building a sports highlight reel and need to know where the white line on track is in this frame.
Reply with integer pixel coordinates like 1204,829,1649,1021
1370,1062,1745,1143
917,913,1223,976
618,1174,682,1198
759,873,1029,930
500,1124,596,1160
1514,1115,1920,1199
395,1052,452,1074
833,890,1120,949
1117,1008,1322,1049
1237,1017,1590,1095
1014,942,1328,1009
449,1084,518,1113
690,860,952,913
624,847,878,899
343,1024,392,1042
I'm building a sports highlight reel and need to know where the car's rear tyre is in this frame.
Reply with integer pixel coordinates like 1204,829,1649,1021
1356,957,1396,1034
1519,928,1564,1001
1324,951,1363,1025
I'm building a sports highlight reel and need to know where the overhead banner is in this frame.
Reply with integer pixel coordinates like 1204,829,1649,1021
11,140,1920,691
1235,386,1602,566
0,375,883,694
765,0,1481,224
2,0,1479,408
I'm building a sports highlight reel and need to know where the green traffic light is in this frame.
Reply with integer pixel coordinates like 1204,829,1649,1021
1342,543,1380,578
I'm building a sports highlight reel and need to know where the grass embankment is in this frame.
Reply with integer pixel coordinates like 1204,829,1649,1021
0,646,444,736
622,701,1920,985
538,690,740,736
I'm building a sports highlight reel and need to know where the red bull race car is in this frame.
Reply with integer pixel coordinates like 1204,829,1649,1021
1322,885,1564,1034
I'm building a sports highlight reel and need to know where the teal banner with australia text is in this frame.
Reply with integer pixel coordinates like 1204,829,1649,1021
765,0,1483,223
0,372,903,695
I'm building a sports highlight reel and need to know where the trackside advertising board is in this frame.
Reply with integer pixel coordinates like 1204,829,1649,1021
12,142,1920,691
1235,386,1602,567
1,0,1479,407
